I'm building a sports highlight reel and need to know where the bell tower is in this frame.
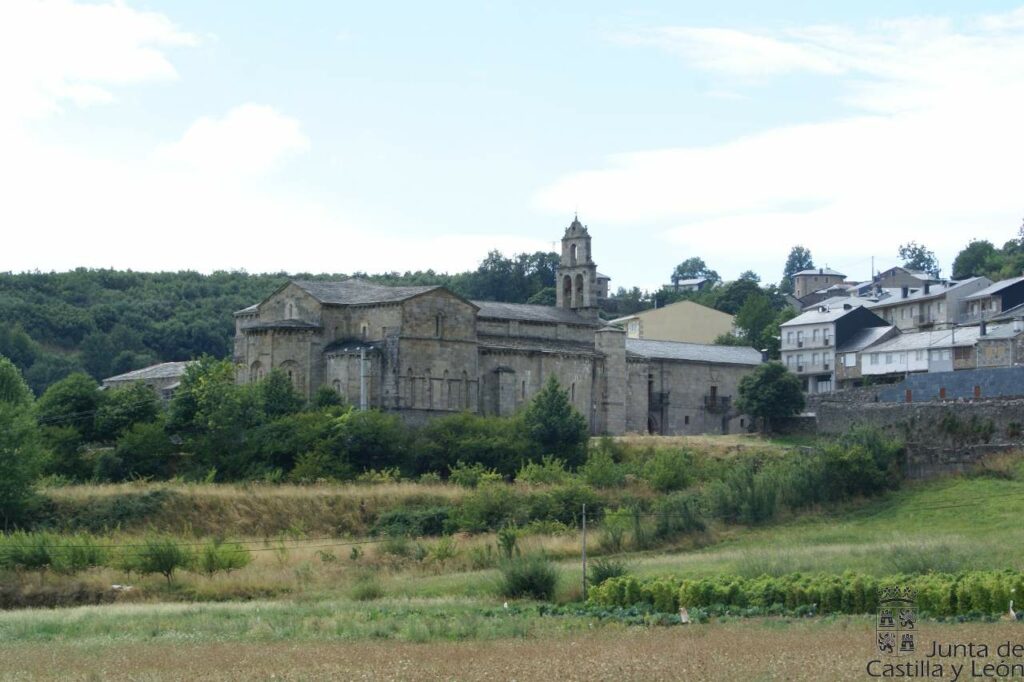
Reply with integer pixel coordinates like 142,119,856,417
555,215,599,318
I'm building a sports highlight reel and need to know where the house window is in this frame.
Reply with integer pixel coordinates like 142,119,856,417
786,331,793,345
885,353,893,364
915,350,924,361
870,353,879,365
938,302,944,314
786,355,794,367
812,329,819,342
797,331,804,343
812,353,819,366
899,352,906,363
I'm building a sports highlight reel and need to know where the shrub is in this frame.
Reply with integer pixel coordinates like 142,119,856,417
122,536,194,584
579,446,625,488
195,540,251,576
415,412,527,477
429,536,458,565
652,491,706,538
601,507,632,553
500,555,558,600
350,574,384,601
372,506,451,537
453,482,519,532
589,557,628,586
641,448,693,492
520,376,589,467
50,534,108,575
497,524,519,560
449,461,503,488
516,456,571,484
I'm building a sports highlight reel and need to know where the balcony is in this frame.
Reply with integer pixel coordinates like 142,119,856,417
649,391,670,409
704,395,731,413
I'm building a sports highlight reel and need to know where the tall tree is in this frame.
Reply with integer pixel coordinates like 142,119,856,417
520,375,589,467
898,241,941,277
736,362,805,433
780,246,814,294
951,240,999,279
0,356,43,529
738,270,761,283
733,292,777,349
671,258,720,285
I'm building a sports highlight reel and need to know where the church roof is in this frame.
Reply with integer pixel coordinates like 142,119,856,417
103,361,192,384
472,300,599,326
292,279,443,305
242,319,321,331
625,339,762,365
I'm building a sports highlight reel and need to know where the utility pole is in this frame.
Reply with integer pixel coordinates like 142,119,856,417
581,503,587,601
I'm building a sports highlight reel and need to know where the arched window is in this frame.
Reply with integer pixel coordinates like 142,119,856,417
574,274,584,307
279,360,303,395
249,361,263,382
570,243,578,265
562,275,572,309
285,302,296,319
435,313,444,338
332,379,342,395
360,322,369,339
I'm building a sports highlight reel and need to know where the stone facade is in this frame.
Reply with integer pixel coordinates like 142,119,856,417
233,219,762,435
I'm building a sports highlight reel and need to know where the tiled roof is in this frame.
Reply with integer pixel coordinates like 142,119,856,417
863,277,988,307
478,334,598,356
625,339,762,365
104,361,192,383
472,301,599,326
963,276,1024,301
293,279,443,305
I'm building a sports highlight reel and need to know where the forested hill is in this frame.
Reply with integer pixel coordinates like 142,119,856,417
0,251,561,394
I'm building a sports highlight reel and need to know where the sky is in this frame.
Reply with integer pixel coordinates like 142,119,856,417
3,1,1024,291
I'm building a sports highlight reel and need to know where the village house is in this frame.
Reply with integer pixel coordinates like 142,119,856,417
609,299,735,345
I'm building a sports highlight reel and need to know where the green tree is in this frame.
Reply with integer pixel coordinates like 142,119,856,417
735,362,805,433
952,240,1000,279
35,372,103,442
0,356,44,529
520,375,589,467
898,241,941,277
671,257,719,285
260,369,304,419
738,270,761,283
733,292,776,349
781,246,814,293
94,381,160,442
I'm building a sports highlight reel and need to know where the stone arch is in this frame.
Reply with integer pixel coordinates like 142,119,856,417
561,275,572,309
279,359,303,395
574,274,584,307
249,360,263,382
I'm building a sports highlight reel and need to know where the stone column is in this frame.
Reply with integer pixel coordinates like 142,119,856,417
595,326,626,435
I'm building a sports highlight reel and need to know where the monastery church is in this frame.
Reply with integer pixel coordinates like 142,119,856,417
234,218,761,435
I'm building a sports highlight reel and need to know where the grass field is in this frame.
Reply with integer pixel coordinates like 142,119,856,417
3,613,1023,680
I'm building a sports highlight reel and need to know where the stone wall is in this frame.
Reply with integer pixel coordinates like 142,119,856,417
808,398,1024,478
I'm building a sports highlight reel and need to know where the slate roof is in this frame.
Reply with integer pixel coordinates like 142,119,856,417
103,361,192,383
235,303,259,315
293,279,444,305
836,325,897,353
782,302,865,326
625,339,762,365
478,334,598,356
241,319,321,331
472,301,599,326
863,277,987,307
963,276,1024,301
794,268,846,277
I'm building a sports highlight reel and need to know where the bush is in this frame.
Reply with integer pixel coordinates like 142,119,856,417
601,507,632,553
520,376,589,467
579,446,625,488
415,412,527,477
453,483,519,532
449,461,503,488
195,539,251,576
589,557,628,586
516,456,570,484
641,449,693,492
500,554,558,600
372,506,452,537
652,491,705,538
122,536,194,584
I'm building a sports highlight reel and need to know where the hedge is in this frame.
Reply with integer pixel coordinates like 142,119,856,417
589,571,1024,617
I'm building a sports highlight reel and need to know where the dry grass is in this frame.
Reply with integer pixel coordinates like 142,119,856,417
608,433,792,458
3,618,1021,681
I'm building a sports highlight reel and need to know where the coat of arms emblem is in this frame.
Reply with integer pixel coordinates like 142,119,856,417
877,586,917,656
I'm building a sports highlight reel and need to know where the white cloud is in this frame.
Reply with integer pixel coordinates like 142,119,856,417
538,9,1024,282
156,104,311,177
0,0,196,122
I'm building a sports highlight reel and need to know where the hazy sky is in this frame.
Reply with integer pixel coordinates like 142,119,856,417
3,1,1024,291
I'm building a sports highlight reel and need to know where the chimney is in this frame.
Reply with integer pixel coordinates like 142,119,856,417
901,286,909,299
980,320,987,336
924,282,930,295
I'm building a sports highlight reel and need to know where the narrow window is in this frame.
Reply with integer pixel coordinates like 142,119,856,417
435,314,443,338
361,323,368,339
570,382,576,402
684,415,690,425
521,380,526,399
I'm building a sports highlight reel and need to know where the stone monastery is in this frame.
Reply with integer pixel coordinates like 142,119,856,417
234,218,761,435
